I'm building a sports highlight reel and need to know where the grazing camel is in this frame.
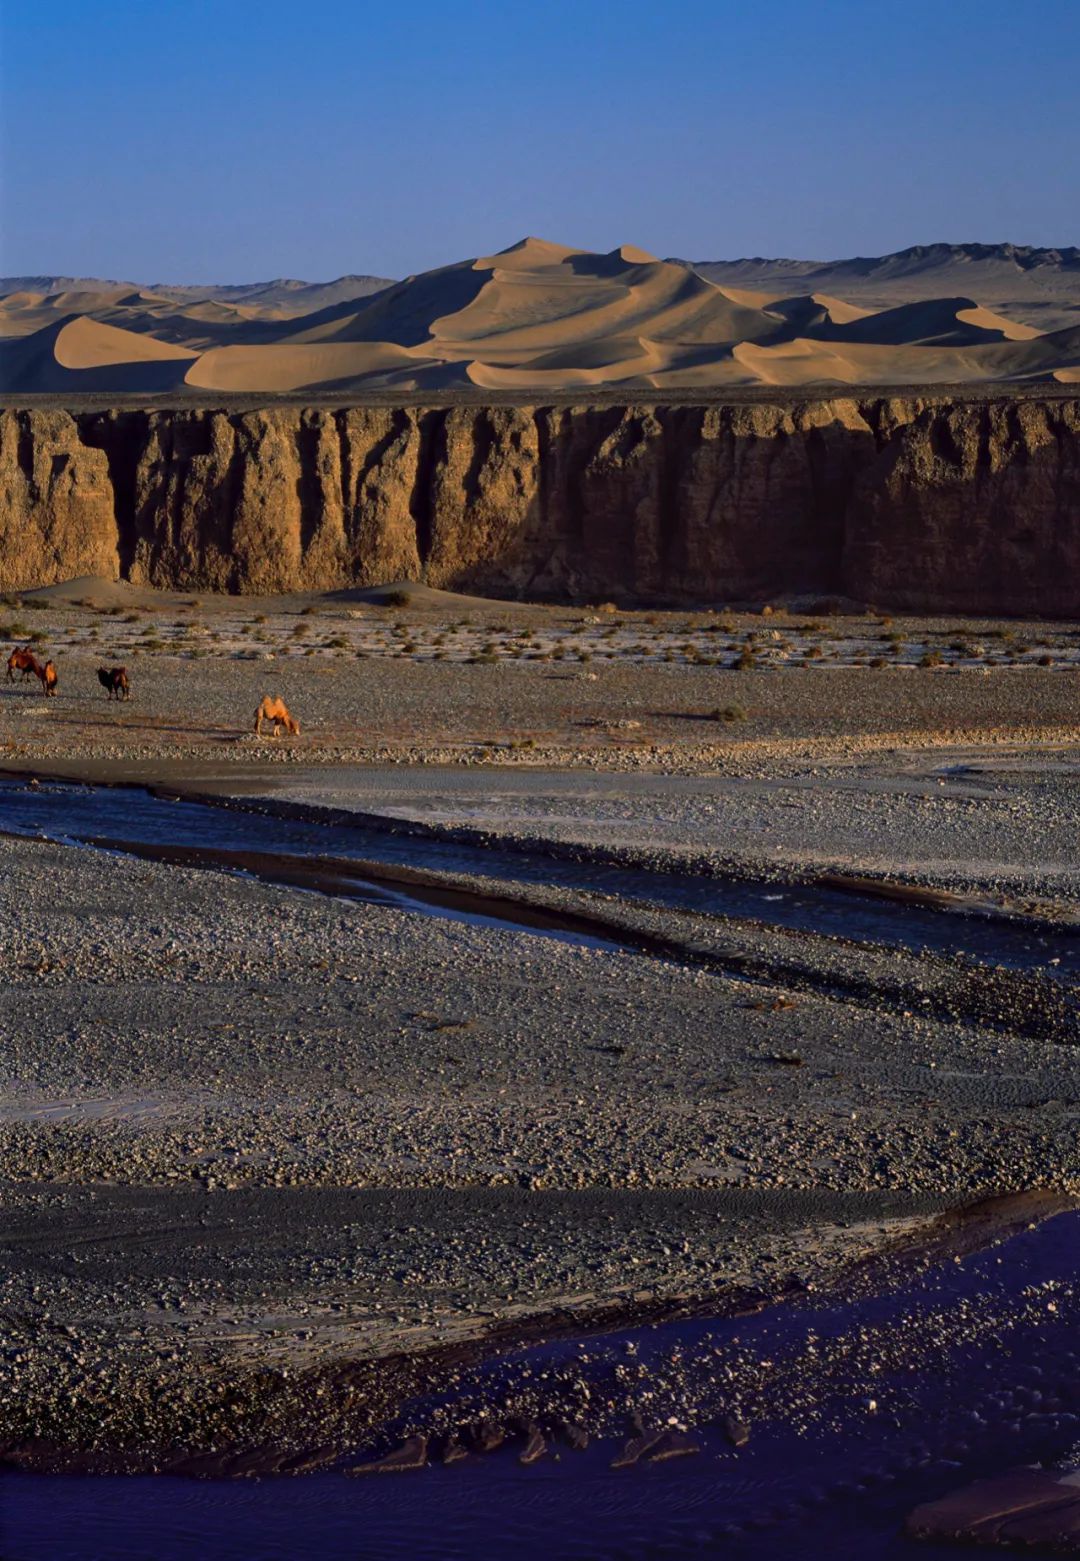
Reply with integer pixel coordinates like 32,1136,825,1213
39,659,58,697
254,695,299,738
7,646,38,682
98,666,131,701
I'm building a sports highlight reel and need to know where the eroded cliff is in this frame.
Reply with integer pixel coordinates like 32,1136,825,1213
1,397,1078,614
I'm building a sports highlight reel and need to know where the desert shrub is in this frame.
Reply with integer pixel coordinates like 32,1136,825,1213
734,649,757,671
869,656,887,669
920,650,944,668
712,704,747,723
378,589,413,608
471,652,498,665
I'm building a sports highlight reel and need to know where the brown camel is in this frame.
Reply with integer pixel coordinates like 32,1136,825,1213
6,646,38,682
39,659,58,697
254,695,299,738
98,666,131,700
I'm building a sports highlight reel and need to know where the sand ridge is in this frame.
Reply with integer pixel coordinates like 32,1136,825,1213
2,238,1079,393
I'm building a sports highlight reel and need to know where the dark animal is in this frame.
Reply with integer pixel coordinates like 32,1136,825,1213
98,666,131,701
6,646,37,682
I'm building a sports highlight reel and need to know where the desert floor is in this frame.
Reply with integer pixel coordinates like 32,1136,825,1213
1,583,1077,1504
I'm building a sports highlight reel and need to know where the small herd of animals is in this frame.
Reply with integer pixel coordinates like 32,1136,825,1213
6,645,300,738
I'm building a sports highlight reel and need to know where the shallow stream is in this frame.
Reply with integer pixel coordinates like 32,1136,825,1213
1,775,1078,982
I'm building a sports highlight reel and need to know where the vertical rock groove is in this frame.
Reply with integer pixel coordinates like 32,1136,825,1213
0,397,1076,614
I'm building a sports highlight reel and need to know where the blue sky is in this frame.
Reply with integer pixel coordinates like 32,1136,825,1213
1,0,1077,282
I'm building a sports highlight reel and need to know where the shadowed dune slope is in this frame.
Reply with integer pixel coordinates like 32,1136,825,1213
3,239,1079,391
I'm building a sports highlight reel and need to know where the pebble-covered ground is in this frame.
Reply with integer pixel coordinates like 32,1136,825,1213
2,583,1080,777
1,583,1078,1473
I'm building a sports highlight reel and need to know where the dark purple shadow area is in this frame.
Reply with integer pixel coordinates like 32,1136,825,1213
4,1212,1077,1561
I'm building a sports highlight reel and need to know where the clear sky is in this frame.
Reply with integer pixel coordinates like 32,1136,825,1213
1,0,1077,283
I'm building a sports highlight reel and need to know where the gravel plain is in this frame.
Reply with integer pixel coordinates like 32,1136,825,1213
1,588,1078,1475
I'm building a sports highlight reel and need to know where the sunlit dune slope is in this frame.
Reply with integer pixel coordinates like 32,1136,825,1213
2,239,1077,392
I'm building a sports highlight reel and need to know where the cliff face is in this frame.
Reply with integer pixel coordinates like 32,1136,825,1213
1,397,1078,614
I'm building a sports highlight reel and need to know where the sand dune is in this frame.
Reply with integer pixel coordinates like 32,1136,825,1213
689,244,1080,334
0,317,195,393
2,239,1078,393
185,340,442,393
53,316,196,370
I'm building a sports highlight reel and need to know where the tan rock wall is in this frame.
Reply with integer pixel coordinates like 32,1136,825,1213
1,398,1077,613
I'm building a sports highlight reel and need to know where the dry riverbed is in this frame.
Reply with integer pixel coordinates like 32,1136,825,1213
1,581,1078,1490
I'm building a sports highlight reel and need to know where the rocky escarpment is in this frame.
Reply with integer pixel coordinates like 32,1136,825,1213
1,398,1078,614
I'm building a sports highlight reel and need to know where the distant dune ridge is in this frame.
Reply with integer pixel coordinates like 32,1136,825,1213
2,240,1079,394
